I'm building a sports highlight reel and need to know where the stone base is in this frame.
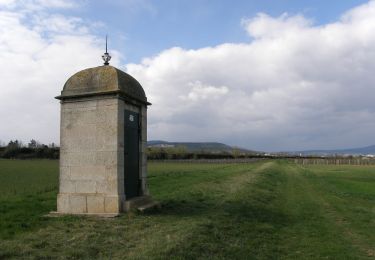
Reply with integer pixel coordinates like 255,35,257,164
124,195,161,212
57,193,124,214
47,211,120,218
55,194,159,216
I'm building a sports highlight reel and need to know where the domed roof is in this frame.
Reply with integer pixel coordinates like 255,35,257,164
56,65,149,104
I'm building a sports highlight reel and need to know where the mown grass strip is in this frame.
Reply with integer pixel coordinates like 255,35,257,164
297,164,375,258
0,160,374,259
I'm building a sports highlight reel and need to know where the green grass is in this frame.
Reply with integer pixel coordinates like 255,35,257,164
0,159,374,259
0,159,58,197
0,159,58,239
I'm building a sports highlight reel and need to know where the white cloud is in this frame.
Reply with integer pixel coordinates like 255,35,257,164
33,0,78,9
2,1,375,151
0,1,117,146
0,0,15,6
127,0,375,151
32,14,89,34
0,0,79,10
181,81,228,101
242,13,313,39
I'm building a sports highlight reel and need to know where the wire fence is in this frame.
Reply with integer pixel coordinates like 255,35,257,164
293,158,375,165
148,158,266,164
149,157,375,165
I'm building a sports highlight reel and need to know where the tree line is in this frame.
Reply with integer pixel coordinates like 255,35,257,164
0,140,260,160
146,146,259,160
3,139,371,161
0,139,59,159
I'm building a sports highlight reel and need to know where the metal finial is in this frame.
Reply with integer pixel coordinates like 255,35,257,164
105,35,108,53
102,35,111,65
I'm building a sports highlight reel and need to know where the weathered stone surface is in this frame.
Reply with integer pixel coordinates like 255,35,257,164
57,194,70,212
56,65,150,215
57,66,149,105
141,178,149,195
87,196,105,213
141,165,147,178
95,151,117,166
124,195,159,212
96,179,118,194
60,166,71,180
117,178,125,194
75,180,96,193
69,195,87,213
105,196,120,213
70,166,105,181
105,165,118,180
141,106,147,117
59,180,76,193
123,103,139,113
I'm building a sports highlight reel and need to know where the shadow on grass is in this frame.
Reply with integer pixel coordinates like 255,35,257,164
143,168,290,258
148,196,289,258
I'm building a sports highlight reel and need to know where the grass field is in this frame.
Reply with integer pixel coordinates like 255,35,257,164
0,159,374,259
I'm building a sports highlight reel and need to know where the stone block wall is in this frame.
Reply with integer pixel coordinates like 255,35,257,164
57,96,148,215
57,97,122,214
140,105,149,195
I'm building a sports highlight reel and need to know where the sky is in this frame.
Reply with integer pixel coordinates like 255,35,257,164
0,0,375,151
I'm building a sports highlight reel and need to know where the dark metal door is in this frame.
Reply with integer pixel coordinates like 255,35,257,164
124,110,140,199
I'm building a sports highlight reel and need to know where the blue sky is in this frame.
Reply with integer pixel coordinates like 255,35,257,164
1,0,375,151
81,0,368,63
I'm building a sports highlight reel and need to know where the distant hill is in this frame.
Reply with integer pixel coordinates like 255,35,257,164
147,140,256,154
293,145,375,156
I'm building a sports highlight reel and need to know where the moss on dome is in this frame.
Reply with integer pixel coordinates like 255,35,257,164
56,65,148,104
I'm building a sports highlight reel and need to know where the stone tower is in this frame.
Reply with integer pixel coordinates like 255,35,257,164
55,57,154,216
